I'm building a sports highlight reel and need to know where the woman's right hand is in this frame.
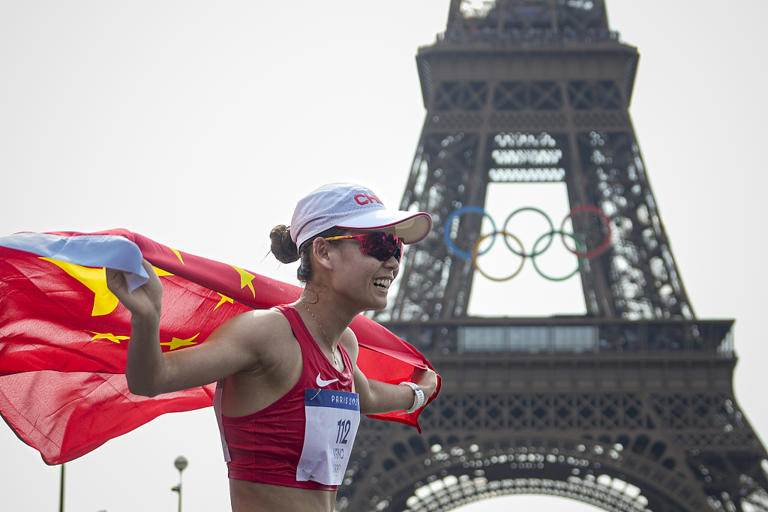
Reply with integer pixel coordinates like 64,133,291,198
106,259,163,322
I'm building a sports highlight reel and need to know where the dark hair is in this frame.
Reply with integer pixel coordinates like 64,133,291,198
269,225,348,283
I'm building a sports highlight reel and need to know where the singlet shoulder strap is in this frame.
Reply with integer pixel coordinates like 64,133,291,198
272,304,316,351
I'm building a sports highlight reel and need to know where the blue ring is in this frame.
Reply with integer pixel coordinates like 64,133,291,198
443,206,498,260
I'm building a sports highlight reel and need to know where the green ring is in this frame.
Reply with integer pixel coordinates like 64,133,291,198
531,230,584,281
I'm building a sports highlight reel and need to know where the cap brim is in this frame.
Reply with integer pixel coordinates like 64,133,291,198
336,210,432,244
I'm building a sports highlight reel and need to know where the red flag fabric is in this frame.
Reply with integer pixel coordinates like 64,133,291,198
0,229,439,465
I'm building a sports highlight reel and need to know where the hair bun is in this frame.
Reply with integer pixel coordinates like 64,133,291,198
270,225,299,263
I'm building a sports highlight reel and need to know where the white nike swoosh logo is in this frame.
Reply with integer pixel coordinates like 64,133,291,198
316,373,340,387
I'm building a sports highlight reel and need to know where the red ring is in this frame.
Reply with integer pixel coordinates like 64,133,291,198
559,205,611,259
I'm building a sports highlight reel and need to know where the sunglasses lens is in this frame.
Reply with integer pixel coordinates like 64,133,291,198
362,232,403,262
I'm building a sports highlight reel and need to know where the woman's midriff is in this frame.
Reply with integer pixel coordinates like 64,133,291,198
229,478,337,512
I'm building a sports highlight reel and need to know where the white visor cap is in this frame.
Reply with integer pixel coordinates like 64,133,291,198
290,183,432,249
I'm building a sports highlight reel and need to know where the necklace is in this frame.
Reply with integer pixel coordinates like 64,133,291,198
300,301,340,368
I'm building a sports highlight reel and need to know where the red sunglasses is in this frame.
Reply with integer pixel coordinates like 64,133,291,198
324,232,404,262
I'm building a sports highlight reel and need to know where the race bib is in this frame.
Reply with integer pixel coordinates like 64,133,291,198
296,388,360,486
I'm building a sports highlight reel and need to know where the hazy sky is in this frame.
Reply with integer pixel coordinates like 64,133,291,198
1,1,767,511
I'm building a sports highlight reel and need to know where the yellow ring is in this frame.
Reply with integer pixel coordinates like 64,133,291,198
471,230,526,282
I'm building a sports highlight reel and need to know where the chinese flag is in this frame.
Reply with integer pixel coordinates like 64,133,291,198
0,229,439,465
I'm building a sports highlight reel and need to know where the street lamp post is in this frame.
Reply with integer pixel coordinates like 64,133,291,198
170,456,188,512
59,463,65,512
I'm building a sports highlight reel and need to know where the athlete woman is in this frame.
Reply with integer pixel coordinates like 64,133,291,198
106,183,438,512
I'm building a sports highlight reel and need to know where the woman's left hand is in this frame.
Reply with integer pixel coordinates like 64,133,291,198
413,368,439,400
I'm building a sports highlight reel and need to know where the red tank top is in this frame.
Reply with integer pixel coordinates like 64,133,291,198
214,304,356,491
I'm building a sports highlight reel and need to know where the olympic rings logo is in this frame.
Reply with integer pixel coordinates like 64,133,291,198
443,205,612,282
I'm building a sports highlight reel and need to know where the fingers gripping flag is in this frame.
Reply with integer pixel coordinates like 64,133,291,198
0,229,440,464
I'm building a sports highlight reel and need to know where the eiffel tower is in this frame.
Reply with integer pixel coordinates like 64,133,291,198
337,1,768,511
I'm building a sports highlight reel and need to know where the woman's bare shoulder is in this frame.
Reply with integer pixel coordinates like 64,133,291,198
204,307,293,356
339,325,360,361
230,307,289,326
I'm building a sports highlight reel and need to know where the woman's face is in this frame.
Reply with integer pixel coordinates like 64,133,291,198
325,231,401,312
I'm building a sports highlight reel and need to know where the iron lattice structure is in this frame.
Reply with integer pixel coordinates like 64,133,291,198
338,1,768,511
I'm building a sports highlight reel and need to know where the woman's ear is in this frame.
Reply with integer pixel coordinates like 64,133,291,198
311,237,334,271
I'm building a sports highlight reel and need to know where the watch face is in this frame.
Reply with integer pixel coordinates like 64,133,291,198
400,381,425,412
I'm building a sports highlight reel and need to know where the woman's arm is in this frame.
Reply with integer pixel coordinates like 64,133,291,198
107,261,273,397
340,329,438,415
359,374,437,415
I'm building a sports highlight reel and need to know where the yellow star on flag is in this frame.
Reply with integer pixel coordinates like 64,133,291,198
153,265,173,277
161,333,200,351
214,293,234,311
87,331,130,344
232,266,256,298
40,258,175,316
170,248,184,264
40,258,119,316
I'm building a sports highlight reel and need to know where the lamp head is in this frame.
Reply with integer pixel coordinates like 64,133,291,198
174,456,188,472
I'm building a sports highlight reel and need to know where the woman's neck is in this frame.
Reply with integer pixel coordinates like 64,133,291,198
296,290,357,352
